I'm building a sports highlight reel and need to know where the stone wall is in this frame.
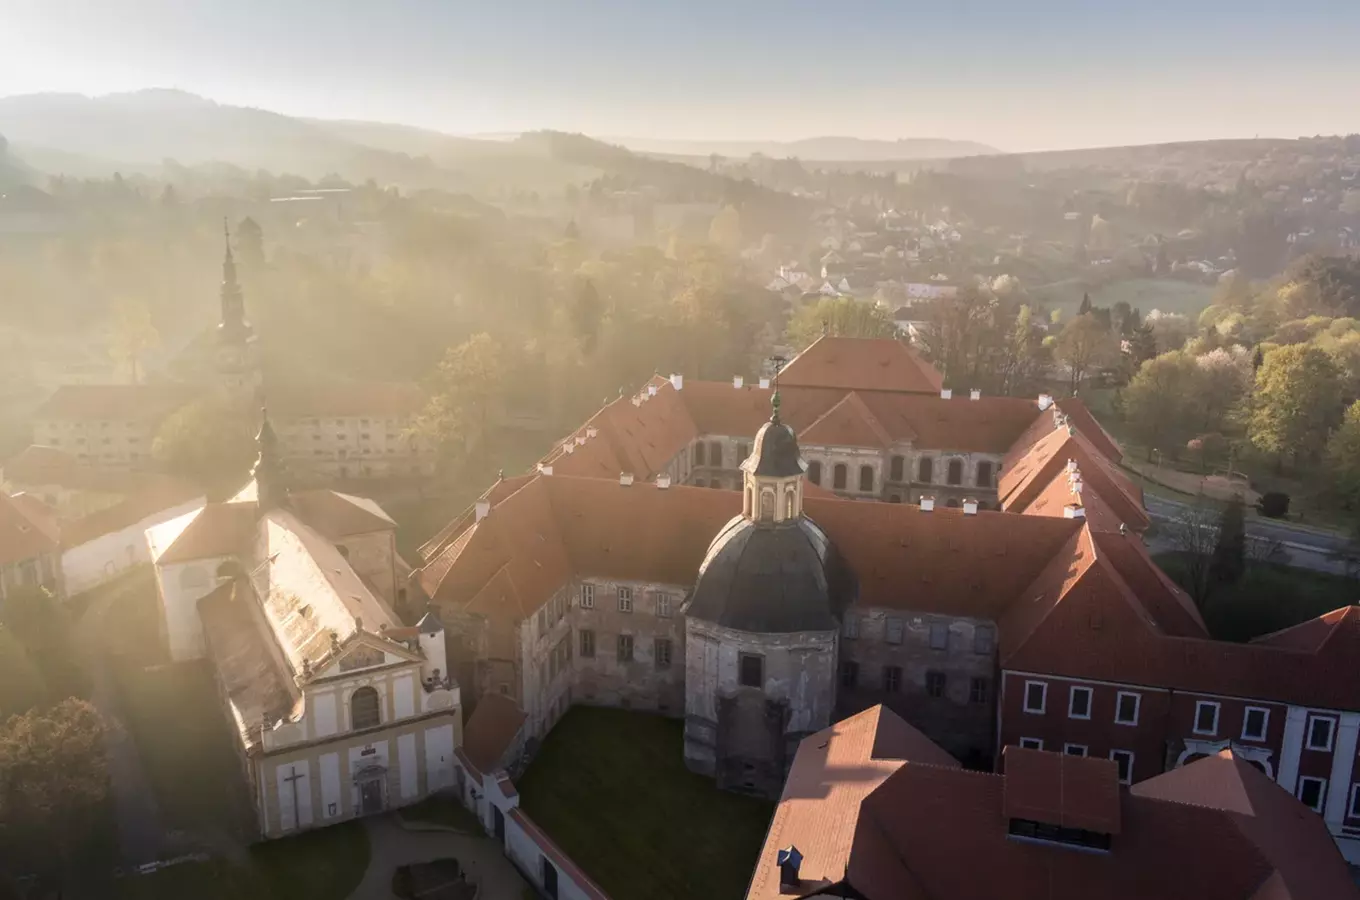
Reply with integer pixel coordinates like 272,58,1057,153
838,606,997,762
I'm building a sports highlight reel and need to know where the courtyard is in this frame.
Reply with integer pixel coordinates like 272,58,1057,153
516,706,775,900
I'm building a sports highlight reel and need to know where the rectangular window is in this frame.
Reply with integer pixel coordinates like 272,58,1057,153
1115,692,1140,726
617,634,634,662
1068,686,1093,720
740,653,764,688
579,629,595,658
1298,777,1327,813
842,614,859,639
1110,750,1134,785
656,594,672,618
928,623,949,650
973,626,995,655
882,665,902,693
1241,707,1270,742
886,617,905,645
1349,784,1360,819
1023,681,1048,714
840,659,859,689
969,677,990,705
1307,715,1336,752
926,671,946,698
1019,737,1044,751
1063,743,1088,758
1193,700,1220,736
618,586,633,613
580,584,595,609
654,638,673,669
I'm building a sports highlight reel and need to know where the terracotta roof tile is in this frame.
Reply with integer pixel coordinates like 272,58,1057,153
0,492,60,566
1056,397,1123,461
60,481,204,548
271,382,426,419
1002,746,1121,834
288,489,395,541
462,692,527,774
1001,425,1148,532
3,444,197,497
779,335,944,394
32,383,198,423
155,501,257,564
799,392,892,449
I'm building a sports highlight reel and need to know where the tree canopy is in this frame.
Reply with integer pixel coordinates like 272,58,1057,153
785,297,897,350
1247,344,1344,469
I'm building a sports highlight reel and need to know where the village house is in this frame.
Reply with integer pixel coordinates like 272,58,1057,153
410,335,1360,861
0,490,62,602
145,411,460,839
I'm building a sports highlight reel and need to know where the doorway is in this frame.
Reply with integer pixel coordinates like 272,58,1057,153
358,775,385,815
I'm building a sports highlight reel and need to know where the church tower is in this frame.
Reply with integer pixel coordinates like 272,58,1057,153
252,406,288,512
217,222,260,393
682,390,849,797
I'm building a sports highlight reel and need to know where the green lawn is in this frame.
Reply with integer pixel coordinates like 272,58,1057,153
516,707,774,900
1154,552,1358,642
113,659,257,839
114,822,369,900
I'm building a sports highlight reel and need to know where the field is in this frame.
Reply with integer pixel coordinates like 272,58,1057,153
1036,277,1214,320
516,707,775,900
1154,552,1357,642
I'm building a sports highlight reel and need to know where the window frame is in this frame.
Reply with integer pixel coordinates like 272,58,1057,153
925,670,946,698
882,665,902,694
654,638,672,670
739,653,764,688
917,456,933,484
579,584,595,609
1068,686,1093,720
886,617,905,645
976,460,994,487
840,659,860,689
656,594,672,618
833,463,848,490
349,686,382,730
579,629,594,657
617,586,633,613
973,625,995,655
1306,715,1336,752
858,465,874,492
1241,706,1270,742
1114,691,1141,726
928,622,949,651
617,634,634,662
1192,700,1220,736
946,458,964,486
1063,743,1088,758
1297,776,1327,813
807,460,822,485
1349,783,1360,819
889,455,905,482
1018,737,1044,751
842,613,859,639
969,677,989,705
1023,680,1048,714
1109,750,1135,785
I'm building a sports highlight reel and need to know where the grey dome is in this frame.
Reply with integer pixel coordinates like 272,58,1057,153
685,514,851,633
743,417,802,477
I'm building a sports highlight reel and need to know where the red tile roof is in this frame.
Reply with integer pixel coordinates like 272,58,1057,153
751,710,1357,900
155,501,258,564
778,335,944,394
1056,396,1123,462
32,383,198,423
799,392,892,449
1002,746,1121,835
3,444,196,497
462,692,527,775
1001,423,1148,532
271,382,426,419
0,492,60,566
60,481,204,548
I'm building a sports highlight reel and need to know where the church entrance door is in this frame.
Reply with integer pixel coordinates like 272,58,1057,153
359,779,384,815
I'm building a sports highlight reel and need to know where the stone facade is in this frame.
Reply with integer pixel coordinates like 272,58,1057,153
838,607,997,763
275,413,434,481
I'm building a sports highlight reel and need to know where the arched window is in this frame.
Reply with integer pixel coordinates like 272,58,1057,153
710,442,724,467
946,498,961,508
694,442,707,466
918,457,933,484
351,686,381,730
784,489,796,519
808,461,822,485
890,455,904,482
859,466,874,492
947,459,963,486
833,464,848,490
976,461,994,487
759,490,775,520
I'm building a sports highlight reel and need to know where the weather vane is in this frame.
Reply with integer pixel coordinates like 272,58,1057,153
768,355,788,389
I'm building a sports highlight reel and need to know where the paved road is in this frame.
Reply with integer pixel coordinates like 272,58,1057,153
72,584,166,867
348,814,528,900
1144,494,1354,575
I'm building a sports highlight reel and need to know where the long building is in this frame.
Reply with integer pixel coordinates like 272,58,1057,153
412,335,1360,862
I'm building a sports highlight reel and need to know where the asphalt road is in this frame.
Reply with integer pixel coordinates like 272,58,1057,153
1144,494,1354,575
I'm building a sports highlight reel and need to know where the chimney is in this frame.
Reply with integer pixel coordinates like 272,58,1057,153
475,500,491,522
670,373,684,391
538,463,554,476
563,441,576,455
776,846,804,890
963,499,978,515
1038,393,1054,411
1066,458,1078,474
1071,478,1083,495
734,375,744,389
759,377,771,389
575,434,587,446
656,473,672,489
631,397,642,407
920,496,936,512
586,426,599,439
1064,504,1086,519
647,384,658,397
940,388,953,400
619,472,634,487
970,388,981,401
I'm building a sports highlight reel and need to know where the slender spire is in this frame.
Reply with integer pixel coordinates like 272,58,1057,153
252,405,287,511
768,355,788,425
219,219,247,343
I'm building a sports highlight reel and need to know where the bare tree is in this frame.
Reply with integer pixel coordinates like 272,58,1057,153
1168,495,1221,611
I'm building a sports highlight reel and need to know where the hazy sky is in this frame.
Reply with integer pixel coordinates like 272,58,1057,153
2,0,1358,152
